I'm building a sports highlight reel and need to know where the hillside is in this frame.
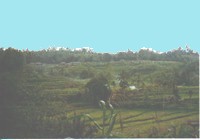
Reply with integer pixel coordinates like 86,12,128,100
0,47,199,138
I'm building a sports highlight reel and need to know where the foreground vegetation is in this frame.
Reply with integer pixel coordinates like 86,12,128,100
0,47,199,138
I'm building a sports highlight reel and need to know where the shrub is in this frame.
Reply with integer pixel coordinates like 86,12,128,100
86,75,112,105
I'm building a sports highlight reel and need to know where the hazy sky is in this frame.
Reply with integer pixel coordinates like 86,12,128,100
0,0,199,53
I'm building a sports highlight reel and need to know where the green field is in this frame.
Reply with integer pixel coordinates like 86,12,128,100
1,60,198,138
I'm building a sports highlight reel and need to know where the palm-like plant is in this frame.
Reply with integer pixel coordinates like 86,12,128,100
84,100,118,138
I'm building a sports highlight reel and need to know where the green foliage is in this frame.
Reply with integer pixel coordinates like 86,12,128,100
86,75,112,105
0,48,199,138
165,123,199,138
119,80,129,89
84,100,118,138
64,112,98,138
22,46,199,64
0,48,25,73
79,69,94,79
179,61,199,86
46,100,117,138
0,48,26,138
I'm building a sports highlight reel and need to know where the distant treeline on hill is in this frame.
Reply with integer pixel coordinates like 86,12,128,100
0,46,199,66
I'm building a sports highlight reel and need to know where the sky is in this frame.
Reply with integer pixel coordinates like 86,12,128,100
0,0,199,53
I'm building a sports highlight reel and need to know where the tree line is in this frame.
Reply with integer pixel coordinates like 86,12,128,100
0,46,195,64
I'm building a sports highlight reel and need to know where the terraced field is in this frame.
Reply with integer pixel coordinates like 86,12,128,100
11,61,198,138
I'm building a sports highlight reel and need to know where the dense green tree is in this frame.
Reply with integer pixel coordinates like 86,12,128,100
102,53,112,62
86,75,112,105
0,48,25,138
0,48,25,72
179,61,199,86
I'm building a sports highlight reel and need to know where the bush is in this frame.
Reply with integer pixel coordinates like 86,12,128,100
86,75,112,105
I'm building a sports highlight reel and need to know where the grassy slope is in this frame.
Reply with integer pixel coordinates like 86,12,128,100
15,60,199,138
